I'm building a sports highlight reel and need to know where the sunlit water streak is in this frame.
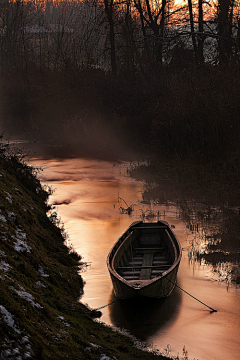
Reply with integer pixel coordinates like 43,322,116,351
32,156,240,360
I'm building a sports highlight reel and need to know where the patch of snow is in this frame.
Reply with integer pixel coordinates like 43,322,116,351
0,261,11,273
11,288,43,309
23,352,32,359
21,336,30,345
0,250,6,256
36,281,47,288
86,343,102,352
7,211,16,221
38,266,49,278
57,315,70,327
12,348,20,356
5,192,12,204
25,344,32,352
18,284,25,291
0,273,11,281
100,355,117,360
14,240,31,253
23,342,33,359
16,227,27,241
89,343,101,348
0,214,7,222
2,349,12,357
13,228,31,253
1,335,33,360
0,305,20,334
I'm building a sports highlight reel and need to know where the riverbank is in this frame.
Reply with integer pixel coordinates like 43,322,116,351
0,142,166,359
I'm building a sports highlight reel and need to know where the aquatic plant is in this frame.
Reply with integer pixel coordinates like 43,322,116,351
139,208,159,220
117,196,133,215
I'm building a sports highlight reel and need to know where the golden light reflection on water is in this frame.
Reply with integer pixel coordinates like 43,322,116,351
32,157,240,360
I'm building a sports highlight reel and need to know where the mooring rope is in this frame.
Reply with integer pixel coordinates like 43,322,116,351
95,279,217,313
165,277,217,312
95,298,119,311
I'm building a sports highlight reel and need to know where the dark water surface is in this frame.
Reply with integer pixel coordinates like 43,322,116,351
31,156,240,360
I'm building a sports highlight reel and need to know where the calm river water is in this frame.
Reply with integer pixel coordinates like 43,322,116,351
32,156,240,360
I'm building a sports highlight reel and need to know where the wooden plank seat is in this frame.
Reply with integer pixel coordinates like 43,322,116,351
120,270,141,275
128,262,143,267
151,267,170,273
118,263,172,280
155,264,171,268
118,265,170,270
153,253,168,257
117,240,171,280
153,257,168,262
132,226,168,230
152,260,170,264
139,253,154,280
135,247,164,251
118,263,171,269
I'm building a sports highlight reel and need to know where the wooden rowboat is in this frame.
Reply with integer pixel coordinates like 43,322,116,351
107,221,182,299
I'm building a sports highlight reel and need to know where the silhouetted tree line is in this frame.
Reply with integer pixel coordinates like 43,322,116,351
0,0,239,74
0,0,239,179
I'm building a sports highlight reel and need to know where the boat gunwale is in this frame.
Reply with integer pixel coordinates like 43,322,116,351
107,221,182,290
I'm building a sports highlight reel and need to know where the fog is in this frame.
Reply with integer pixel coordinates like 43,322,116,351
1,94,138,161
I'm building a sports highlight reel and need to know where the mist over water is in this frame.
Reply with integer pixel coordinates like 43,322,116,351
5,121,135,162
30,154,240,360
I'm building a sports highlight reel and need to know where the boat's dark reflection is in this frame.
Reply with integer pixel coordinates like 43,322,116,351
108,287,182,341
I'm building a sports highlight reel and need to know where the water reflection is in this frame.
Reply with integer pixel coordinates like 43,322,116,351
28,155,240,360
180,202,239,285
109,287,182,341
139,181,240,286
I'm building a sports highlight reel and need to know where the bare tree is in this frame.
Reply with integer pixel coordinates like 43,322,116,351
104,0,117,75
217,0,231,65
197,0,205,65
133,0,168,64
187,0,198,64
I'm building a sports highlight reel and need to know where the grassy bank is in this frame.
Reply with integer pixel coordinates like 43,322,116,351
0,142,166,359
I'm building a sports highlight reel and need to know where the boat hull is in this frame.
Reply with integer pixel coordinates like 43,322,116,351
107,221,182,299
